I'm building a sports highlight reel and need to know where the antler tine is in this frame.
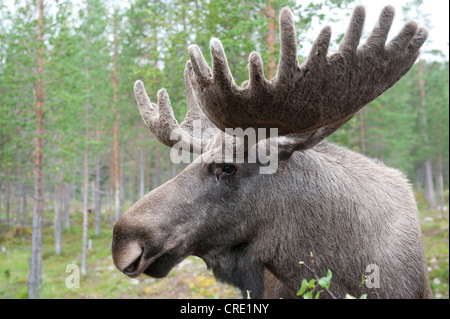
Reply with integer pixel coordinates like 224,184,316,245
187,44,213,87
186,5,428,138
134,79,206,154
307,25,332,65
364,5,395,50
180,60,220,140
273,7,299,83
338,5,365,54
210,38,237,89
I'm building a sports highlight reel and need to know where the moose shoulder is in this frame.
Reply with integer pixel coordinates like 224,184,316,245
112,5,432,299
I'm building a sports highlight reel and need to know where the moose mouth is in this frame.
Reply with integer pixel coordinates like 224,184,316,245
143,252,186,278
123,245,186,279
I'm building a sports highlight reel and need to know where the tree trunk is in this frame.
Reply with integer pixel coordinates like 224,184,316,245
95,160,102,235
82,9,90,276
16,128,22,226
424,160,436,209
415,166,423,191
265,0,277,80
418,60,436,209
28,0,44,299
81,103,89,275
54,179,62,255
63,182,72,230
436,148,445,218
5,174,10,226
22,183,27,225
113,105,120,223
112,9,121,222
109,152,114,225
435,112,445,218
0,183,2,224
16,183,21,226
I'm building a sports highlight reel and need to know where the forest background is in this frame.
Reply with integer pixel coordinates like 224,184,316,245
0,0,448,299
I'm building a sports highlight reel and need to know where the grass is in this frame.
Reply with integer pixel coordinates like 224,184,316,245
415,191,449,299
0,212,239,299
0,190,448,299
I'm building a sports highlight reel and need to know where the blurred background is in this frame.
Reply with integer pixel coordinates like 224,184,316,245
0,0,448,299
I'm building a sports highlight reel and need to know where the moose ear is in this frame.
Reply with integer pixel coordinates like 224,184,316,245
275,115,353,161
273,136,301,162
254,136,313,175
275,133,322,161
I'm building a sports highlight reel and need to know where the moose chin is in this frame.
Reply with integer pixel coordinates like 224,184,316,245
112,5,432,299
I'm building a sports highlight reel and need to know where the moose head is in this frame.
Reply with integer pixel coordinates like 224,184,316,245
112,6,431,298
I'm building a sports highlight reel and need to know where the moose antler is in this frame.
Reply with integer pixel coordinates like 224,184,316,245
186,5,428,137
134,61,219,154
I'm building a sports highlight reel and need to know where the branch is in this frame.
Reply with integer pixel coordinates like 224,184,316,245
299,252,337,299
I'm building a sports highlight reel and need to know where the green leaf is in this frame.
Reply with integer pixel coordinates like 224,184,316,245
314,290,323,299
297,279,308,296
318,277,330,290
359,294,368,299
359,274,366,287
318,269,332,289
303,290,313,299
344,294,356,299
326,269,332,280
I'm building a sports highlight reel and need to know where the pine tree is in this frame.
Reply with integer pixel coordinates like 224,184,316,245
112,5,121,222
403,0,436,209
77,0,110,274
28,0,45,299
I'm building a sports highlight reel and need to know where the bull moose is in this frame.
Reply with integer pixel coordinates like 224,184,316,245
112,5,432,298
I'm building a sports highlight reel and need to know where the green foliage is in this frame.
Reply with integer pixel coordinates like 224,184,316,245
297,268,332,299
1,0,446,196
2,0,446,194
318,269,332,290
296,266,369,299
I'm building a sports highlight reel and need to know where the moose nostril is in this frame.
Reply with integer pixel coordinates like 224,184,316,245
124,250,143,276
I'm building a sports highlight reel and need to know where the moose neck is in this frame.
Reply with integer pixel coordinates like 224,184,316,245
200,242,266,299
201,141,420,298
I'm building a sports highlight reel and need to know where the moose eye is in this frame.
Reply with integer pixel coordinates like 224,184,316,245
222,164,236,175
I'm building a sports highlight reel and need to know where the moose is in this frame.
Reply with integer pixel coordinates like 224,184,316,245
112,5,432,298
